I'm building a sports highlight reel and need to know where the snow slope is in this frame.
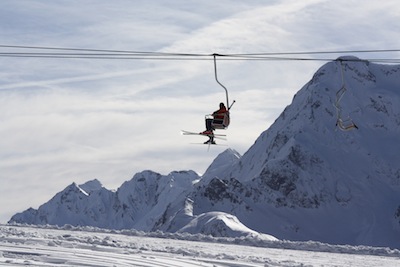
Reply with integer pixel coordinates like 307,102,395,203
1,224,400,267
9,58,400,249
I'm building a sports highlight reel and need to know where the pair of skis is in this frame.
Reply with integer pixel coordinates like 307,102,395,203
181,130,227,146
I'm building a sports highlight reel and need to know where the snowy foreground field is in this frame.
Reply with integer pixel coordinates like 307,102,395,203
1,225,399,267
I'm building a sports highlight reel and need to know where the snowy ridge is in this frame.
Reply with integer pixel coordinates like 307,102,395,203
9,58,400,249
201,148,241,183
177,211,277,239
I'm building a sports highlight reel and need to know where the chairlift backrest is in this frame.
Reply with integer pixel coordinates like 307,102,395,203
212,111,230,129
337,118,357,131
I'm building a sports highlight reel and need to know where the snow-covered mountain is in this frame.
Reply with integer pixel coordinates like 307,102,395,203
196,57,400,248
10,57,400,248
10,171,199,230
191,57,400,248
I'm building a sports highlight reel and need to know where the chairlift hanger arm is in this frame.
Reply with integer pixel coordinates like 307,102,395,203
213,53,235,110
334,60,358,131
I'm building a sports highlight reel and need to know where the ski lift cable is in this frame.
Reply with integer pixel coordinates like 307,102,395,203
1,53,399,64
0,53,399,64
1,44,400,63
1,44,400,56
223,48,400,57
0,44,199,56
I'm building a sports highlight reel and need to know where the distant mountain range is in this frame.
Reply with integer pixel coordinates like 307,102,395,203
10,57,400,249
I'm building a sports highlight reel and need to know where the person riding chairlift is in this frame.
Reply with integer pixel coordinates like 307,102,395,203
201,102,227,144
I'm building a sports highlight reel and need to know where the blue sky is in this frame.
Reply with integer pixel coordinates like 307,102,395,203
1,0,400,223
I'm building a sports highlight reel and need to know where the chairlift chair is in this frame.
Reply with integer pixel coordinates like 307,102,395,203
208,111,230,130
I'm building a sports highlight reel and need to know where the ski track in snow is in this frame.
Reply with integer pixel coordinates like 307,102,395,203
1,225,400,266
